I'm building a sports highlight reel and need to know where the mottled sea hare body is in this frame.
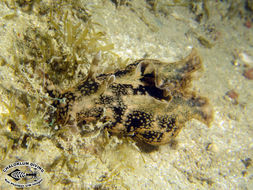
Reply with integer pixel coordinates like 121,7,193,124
46,49,213,146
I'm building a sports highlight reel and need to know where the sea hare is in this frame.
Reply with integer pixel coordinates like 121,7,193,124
46,49,213,145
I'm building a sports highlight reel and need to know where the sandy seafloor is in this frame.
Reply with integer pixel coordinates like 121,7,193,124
0,0,253,189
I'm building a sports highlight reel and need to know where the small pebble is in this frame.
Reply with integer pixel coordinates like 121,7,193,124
239,52,253,64
206,143,219,153
226,90,239,100
245,20,252,28
225,90,239,104
243,68,253,80
232,59,240,66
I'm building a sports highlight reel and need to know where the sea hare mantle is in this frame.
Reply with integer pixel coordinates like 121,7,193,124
46,49,213,146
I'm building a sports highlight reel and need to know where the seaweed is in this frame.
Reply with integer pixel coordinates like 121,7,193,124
221,0,253,20
0,0,132,186
0,0,36,12
189,0,210,23
0,0,168,189
197,36,214,48
0,84,50,162
111,0,132,7
146,0,189,16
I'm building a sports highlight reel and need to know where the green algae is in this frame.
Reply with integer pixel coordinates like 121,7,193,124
0,1,138,189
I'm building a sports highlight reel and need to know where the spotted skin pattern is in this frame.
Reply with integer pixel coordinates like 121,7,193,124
46,49,213,145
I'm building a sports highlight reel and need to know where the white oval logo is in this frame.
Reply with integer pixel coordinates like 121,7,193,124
3,161,44,188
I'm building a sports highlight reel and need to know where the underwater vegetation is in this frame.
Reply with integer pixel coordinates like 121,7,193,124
0,1,155,188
